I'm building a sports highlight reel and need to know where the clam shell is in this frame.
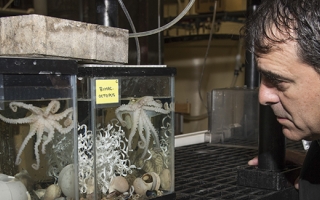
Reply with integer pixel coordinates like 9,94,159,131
109,176,129,193
159,169,171,190
58,164,75,198
133,177,152,196
142,172,160,191
34,189,46,199
14,169,33,192
43,184,61,200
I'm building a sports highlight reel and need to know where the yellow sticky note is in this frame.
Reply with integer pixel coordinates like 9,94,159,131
95,79,119,104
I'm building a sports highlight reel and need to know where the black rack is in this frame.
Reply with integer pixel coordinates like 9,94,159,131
175,140,304,200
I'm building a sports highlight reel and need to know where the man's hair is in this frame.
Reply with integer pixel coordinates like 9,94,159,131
244,0,320,71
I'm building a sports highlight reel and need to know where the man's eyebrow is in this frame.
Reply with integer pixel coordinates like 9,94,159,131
258,68,293,82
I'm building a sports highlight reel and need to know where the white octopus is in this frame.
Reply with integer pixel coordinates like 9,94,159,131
115,96,170,158
0,100,73,170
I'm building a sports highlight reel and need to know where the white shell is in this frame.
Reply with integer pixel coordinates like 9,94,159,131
0,179,28,200
147,172,161,190
142,172,160,191
133,172,161,196
159,169,171,190
58,164,75,198
109,176,129,193
43,184,61,200
14,169,33,192
133,177,152,196
27,191,31,200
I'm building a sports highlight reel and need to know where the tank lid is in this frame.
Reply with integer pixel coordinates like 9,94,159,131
77,65,177,77
0,57,77,74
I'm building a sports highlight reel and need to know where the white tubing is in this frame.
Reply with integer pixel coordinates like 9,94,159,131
129,0,196,38
117,0,141,64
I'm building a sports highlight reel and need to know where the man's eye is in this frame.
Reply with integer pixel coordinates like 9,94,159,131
270,79,287,91
270,78,282,86
262,76,286,91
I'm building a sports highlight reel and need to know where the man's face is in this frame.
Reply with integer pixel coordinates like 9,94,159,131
257,40,320,141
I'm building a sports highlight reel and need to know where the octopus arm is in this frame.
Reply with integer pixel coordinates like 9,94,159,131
51,120,74,134
145,99,162,108
141,118,152,159
0,114,38,124
137,116,147,149
32,129,45,170
47,107,73,121
15,123,38,165
142,106,170,115
127,110,141,151
9,101,43,114
140,111,161,159
43,100,60,116
115,105,136,126
41,120,55,154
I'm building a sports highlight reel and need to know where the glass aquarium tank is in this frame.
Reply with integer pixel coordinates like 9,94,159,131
77,65,176,200
0,57,79,200
208,87,259,144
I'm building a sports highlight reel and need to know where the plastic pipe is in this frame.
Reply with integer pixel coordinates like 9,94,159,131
129,0,195,38
117,0,141,65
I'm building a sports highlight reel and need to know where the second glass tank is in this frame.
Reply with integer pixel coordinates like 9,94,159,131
77,65,176,200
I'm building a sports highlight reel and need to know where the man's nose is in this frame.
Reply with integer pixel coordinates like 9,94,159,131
259,83,280,105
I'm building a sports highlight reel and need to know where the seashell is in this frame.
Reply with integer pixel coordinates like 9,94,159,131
133,172,161,196
14,169,34,192
43,184,61,200
142,172,160,191
133,177,152,196
26,191,31,200
108,176,129,193
58,164,75,198
0,179,28,200
34,188,46,199
159,169,171,190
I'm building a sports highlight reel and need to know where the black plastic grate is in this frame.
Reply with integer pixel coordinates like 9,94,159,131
175,139,304,200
